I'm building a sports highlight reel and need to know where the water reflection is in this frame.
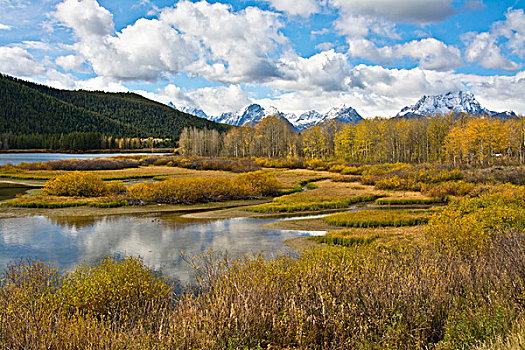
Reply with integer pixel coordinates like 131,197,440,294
0,214,325,283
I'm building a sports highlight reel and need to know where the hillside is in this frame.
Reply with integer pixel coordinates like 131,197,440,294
0,74,229,139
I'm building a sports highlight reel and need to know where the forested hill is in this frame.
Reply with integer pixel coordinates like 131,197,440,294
0,74,229,139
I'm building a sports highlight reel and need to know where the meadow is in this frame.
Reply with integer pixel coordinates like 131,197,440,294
2,156,525,348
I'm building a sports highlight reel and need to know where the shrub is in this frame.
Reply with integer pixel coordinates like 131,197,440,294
42,172,108,197
427,184,525,253
232,171,279,197
59,256,171,319
127,171,280,204
106,180,126,195
421,181,475,198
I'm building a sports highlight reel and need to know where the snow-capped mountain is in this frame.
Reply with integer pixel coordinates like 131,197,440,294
169,103,210,120
288,110,323,130
168,101,363,130
209,104,284,126
396,91,515,118
323,104,363,124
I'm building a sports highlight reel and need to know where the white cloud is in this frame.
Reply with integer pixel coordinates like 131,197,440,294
160,1,288,83
157,84,251,116
495,9,525,59
0,23,11,30
0,46,45,76
55,0,114,38
334,13,398,39
272,49,352,92
74,76,128,92
54,0,289,83
463,9,524,71
329,0,455,24
464,32,521,71
262,0,320,17
349,38,462,71
55,54,86,72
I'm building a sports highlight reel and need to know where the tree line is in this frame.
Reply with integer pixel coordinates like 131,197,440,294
0,132,172,151
179,114,525,166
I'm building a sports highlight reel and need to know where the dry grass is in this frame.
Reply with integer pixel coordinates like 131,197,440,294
317,226,427,248
323,208,437,227
248,180,387,213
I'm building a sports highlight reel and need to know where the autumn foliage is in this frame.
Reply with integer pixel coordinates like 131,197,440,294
43,171,111,197
126,171,279,204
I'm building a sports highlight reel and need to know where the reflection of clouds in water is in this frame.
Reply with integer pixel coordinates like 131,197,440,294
0,214,324,283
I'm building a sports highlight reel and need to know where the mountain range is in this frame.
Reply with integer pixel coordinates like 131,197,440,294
172,103,363,131
395,91,516,119
172,91,516,131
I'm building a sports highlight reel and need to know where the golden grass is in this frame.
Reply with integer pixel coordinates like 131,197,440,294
3,195,127,208
247,180,386,213
316,226,426,248
323,208,437,227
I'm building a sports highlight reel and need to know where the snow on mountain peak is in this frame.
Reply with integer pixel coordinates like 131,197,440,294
396,91,491,117
169,101,363,130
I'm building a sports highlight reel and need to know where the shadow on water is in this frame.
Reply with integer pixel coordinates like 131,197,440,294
0,183,31,201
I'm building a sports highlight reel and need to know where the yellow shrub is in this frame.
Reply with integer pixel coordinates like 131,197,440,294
106,180,126,195
127,171,280,204
42,172,108,197
427,185,525,252
59,256,171,319
233,171,279,196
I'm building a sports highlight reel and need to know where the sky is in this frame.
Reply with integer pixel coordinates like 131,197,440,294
0,0,524,118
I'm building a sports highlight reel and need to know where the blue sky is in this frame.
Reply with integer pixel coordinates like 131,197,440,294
0,0,524,117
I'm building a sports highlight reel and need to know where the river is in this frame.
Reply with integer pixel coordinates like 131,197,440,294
0,212,326,283
0,152,169,166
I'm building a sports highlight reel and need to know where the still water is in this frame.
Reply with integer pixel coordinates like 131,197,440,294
0,213,326,283
0,152,168,166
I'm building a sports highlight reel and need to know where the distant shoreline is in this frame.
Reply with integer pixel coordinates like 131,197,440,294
0,148,174,155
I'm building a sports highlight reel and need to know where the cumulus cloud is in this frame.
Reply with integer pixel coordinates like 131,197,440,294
160,1,288,83
54,0,289,83
0,23,11,30
157,84,251,116
329,0,455,24
261,0,320,17
272,49,352,92
55,0,114,38
55,54,87,72
0,46,45,76
463,9,524,71
349,38,462,71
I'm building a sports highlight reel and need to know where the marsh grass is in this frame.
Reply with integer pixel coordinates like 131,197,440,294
376,197,448,205
323,209,435,227
3,231,525,349
248,179,385,213
315,226,426,249
315,233,381,247
248,194,382,213
3,195,128,208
